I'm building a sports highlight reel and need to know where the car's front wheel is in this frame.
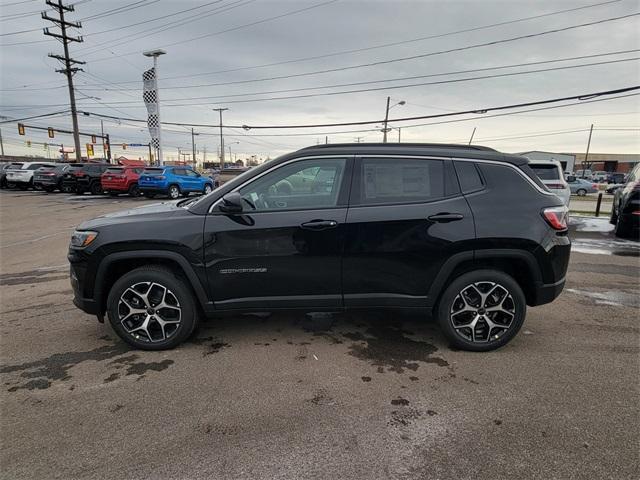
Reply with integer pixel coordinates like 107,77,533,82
90,182,103,195
128,184,140,197
437,270,526,352
168,184,180,199
106,266,198,350
576,188,587,196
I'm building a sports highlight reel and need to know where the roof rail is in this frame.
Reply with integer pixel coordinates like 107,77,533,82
298,142,497,152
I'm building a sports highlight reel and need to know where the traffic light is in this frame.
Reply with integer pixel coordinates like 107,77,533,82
91,135,96,144
48,127,54,138
18,123,25,135
86,143,94,156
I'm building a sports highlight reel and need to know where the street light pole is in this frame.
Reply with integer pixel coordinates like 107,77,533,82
191,128,198,169
212,108,228,170
382,97,405,143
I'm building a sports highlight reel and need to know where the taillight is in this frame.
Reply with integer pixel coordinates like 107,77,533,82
591,184,598,189
547,182,566,189
542,206,569,231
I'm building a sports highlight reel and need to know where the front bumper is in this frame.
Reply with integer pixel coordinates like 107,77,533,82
69,263,98,314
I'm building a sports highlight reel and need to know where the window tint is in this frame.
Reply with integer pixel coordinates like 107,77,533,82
530,163,560,180
105,167,123,174
27,164,44,170
173,168,186,176
239,158,346,211
454,161,484,192
358,158,444,205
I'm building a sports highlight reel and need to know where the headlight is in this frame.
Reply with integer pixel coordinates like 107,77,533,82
70,230,98,248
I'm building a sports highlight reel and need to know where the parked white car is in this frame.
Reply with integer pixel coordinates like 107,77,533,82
592,171,608,182
528,159,571,206
575,169,593,180
5,161,57,190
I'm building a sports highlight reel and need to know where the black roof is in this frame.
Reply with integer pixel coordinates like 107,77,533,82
296,142,528,165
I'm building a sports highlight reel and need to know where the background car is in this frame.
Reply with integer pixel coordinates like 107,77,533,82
567,177,598,196
4,161,57,190
216,167,249,187
528,159,570,205
575,169,593,180
606,172,626,184
60,163,86,193
138,165,214,199
610,163,640,238
75,163,111,195
33,164,74,192
101,166,143,197
606,183,625,194
592,171,608,183
0,162,23,188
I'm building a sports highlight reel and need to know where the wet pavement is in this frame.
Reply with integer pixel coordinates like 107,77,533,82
1,191,639,480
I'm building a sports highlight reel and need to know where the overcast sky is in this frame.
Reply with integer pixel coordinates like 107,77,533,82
1,0,639,162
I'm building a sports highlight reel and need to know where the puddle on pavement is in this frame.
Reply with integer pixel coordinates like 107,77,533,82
566,288,640,308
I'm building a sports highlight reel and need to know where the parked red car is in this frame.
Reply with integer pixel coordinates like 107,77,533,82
101,166,144,197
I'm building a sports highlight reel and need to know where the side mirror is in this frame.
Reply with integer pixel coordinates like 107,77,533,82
567,176,576,182
219,192,243,213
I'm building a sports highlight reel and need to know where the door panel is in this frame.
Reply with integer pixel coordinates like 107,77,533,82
203,156,352,310
204,208,347,309
343,157,474,307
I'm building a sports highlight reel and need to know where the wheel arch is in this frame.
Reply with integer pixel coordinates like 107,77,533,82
95,250,210,316
427,249,542,308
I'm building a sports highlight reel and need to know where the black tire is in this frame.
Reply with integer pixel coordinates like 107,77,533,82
6,182,16,189
203,183,213,195
168,184,180,199
128,183,140,197
61,184,73,193
90,182,103,195
106,266,199,350
437,269,527,352
614,213,633,238
576,189,587,196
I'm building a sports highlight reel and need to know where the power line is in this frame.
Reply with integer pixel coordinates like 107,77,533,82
96,0,624,84
83,0,340,60
76,11,640,90
71,86,640,130
0,110,70,124
51,55,640,107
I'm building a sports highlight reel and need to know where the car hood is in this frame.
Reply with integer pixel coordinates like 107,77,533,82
77,200,189,230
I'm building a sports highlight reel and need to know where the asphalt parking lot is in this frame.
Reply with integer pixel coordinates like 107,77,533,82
1,190,638,480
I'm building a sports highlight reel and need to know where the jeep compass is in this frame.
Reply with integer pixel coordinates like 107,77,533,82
68,144,570,351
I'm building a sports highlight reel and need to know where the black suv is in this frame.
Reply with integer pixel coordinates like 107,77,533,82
610,162,639,238
75,163,111,195
68,144,570,351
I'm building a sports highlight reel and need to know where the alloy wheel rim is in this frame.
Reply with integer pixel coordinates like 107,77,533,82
450,281,515,343
170,187,179,198
204,185,212,194
118,281,181,343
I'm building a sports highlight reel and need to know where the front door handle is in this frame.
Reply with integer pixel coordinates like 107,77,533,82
300,219,338,230
428,212,464,223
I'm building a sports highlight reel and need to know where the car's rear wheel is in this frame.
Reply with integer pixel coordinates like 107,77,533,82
168,184,180,199
128,184,140,197
437,270,526,352
203,183,213,195
106,266,198,350
90,182,103,195
614,213,634,238
576,188,587,196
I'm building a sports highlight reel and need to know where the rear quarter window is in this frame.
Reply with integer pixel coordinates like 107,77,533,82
454,161,484,193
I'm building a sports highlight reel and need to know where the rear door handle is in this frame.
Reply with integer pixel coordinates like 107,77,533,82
428,212,464,223
300,219,338,230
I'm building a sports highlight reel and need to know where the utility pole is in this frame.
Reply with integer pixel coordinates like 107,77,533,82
43,0,84,162
398,127,401,143
203,145,207,165
212,108,228,170
382,96,390,143
0,128,4,156
325,136,328,144
582,123,594,178
191,128,197,169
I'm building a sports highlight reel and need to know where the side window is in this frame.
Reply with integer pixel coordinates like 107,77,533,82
454,161,484,193
186,170,199,177
173,168,186,176
28,164,43,170
238,158,347,211
357,158,444,205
